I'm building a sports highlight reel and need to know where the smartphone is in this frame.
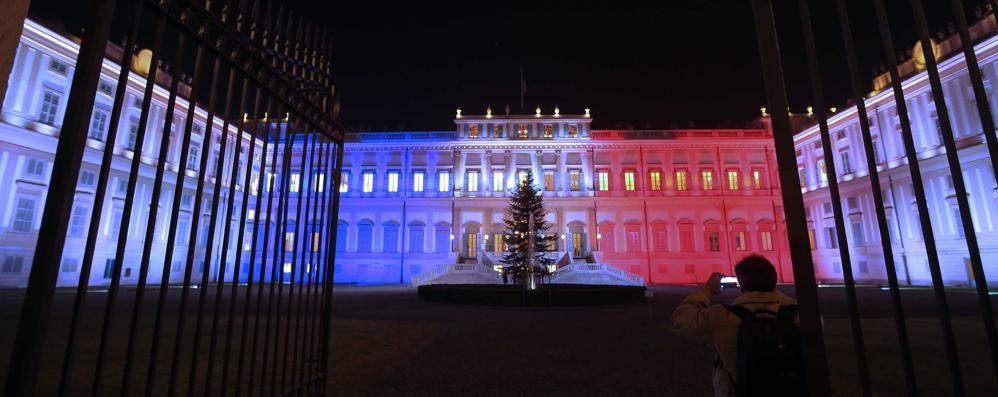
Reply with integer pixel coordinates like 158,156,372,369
719,275,740,289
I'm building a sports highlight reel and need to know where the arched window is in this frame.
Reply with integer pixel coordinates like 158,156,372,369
409,220,425,253
383,221,400,253
678,219,695,252
434,222,451,253
598,222,615,253
625,221,641,253
357,220,374,253
336,221,348,252
651,221,668,252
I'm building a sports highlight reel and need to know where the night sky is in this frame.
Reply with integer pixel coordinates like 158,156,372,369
29,0,986,131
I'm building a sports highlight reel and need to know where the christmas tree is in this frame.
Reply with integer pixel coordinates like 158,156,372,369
500,172,557,288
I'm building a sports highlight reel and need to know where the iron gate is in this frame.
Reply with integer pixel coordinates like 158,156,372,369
2,0,343,395
752,0,997,396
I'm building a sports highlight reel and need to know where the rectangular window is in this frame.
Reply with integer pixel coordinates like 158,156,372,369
362,171,374,193
649,170,661,191
517,170,529,185
102,259,115,279
597,170,610,191
727,170,739,190
707,231,720,252
467,170,479,192
808,228,816,250
79,169,96,187
623,170,636,191
127,120,139,150
544,171,555,192
246,209,255,221
752,169,762,189
675,169,688,191
3,256,24,273
289,173,301,193
568,125,578,138
569,170,581,191
387,171,399,193
48,59,68,75
61,257,78,273
825,227,838,249
39,90,61,125
110,209,123,240
701,170,714,191
12,197,36,232
413,171,425,192
851,221,865,246
312,232,322,251
314,173,326,193
438,171,451,192
817,159,827,183
187,144,200,170
492,125,503,137
98,81,114,96
517,124,529,138
840,151,851,174
761,231,773,251
89,109,108,140
340,171,350,193
25,158,45,177
69,204,88,238
468,125,479,139
284,232,295,251
492,171,504,192
734,231,747,251
543,125,553,138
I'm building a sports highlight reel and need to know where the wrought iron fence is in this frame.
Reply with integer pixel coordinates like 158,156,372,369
752,0,997,395
2,0,342,395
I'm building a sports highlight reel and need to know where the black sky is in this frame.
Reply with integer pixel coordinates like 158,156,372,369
29,0,987,131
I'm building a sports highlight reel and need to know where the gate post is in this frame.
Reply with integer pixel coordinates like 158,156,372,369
749,1,831,395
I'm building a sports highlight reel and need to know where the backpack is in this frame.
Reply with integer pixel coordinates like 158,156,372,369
723,304,806,397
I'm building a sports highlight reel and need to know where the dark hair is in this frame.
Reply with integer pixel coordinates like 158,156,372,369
735,255,777,292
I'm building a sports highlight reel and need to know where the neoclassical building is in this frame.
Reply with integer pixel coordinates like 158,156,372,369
336,111,789,285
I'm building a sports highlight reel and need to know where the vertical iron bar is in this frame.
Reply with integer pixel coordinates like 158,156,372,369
281,127,311,392
292,131,320,388
4,0,120,395
56,2,143,393
750,1,832,395
234,98,274,397
167,50,223,397
320,137,346,392
266,126,297,396
796,1,872,395
833,0,918,394
145,34,206,397
219,82,265,397
203,68,251,397
873,1,965,394
120,23,190,396
306,139,333,391
947,0,998,379
90,11,168,396
187,65,237,397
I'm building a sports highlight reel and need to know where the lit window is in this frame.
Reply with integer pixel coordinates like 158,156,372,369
569,170,581,191
623,171,635,191
469,125,479,139
701,170,714,191
543,125,553,138
517,124,529,138
289,173,301,193
283,262,292,273
387,171,399,193
597,170,610,191
568,125,578,138
761,231,773,251
314,173,325,192
89,109,108,140
362,171,374,193
727,170,739,190
340,171,350,193
467,170,479,192
752,169,762,190
544,171,555,191
817,159,827,183
247,209,255,220
493,171,504,192
39,90,61,126
284,232,295,251
312,232,321,251
649,170,661,191
518,170,529,185
439,171,451,192
12,197,36,233
493,125,503,136
675,169,688,191
413,171,425,192
707,231,720,251
808,228,816,250
266,173,276,192
734,231,747,251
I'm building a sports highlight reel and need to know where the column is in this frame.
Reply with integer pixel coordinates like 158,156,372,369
454,150,464,195
506,150,516,191
532,150,542,190
483,150,492,194
556,149,567,195
582,150,593,195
